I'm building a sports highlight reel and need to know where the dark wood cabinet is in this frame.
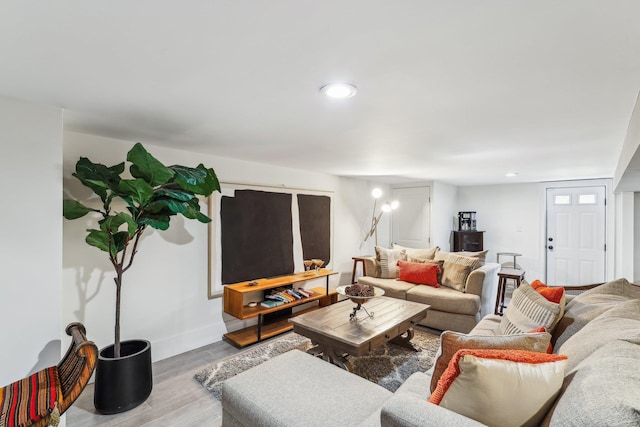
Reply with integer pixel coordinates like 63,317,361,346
452,231,484,252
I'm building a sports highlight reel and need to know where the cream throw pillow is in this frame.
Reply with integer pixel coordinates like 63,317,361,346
498,282,566,335
440,254,480,292
430,330,553,392
375,246,405,279
429,349,567,427
392,244,439,260
456,249,488,265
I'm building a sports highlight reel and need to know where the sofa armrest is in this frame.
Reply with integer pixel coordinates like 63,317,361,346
470,262,500,318
465,262,497,296
380,394,486,427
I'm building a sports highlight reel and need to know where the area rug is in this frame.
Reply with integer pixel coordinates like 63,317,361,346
194,327,441,400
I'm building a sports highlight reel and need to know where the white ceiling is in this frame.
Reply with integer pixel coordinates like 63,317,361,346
1,1,639,185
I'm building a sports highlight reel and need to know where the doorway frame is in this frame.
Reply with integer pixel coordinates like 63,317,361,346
538,178,614,283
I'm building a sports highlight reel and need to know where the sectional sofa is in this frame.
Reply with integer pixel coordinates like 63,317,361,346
221,278,640,426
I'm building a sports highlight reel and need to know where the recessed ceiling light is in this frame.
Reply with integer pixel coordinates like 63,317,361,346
505,172,518,177
320,83,358,99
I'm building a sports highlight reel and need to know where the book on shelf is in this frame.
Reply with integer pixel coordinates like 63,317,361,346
286,289,302,299
297,288,314,297
261,300,284,308
279,292,295,302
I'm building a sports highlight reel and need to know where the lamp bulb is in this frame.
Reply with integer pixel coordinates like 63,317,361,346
371,188,382,199
381,203,392,213
390,201,399,210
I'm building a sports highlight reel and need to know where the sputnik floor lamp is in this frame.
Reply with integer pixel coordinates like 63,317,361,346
364,188,399,246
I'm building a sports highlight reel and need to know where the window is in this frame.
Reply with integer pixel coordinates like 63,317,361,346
578,194,597,205
554,195,571,205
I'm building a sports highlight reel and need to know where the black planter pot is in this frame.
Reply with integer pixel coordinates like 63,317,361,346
94,339,153,414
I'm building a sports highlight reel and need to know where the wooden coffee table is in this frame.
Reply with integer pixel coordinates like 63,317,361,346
288,296,429,369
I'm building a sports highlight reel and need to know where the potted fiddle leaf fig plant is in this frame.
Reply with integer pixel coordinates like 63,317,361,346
63,143,220,414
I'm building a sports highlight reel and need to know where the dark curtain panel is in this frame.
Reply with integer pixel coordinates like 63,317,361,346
221,190,294,283
297,194,331,265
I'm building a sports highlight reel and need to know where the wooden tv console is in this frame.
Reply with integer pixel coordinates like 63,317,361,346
223,269,338,347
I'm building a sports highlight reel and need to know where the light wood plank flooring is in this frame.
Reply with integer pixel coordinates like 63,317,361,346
67,338,244,426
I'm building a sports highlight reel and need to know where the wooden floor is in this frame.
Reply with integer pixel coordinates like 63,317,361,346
66,338,243,427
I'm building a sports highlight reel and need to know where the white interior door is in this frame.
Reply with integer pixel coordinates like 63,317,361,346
391,186,431,248
546,186,606,286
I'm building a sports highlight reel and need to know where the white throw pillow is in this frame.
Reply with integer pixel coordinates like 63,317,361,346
375,246,406,279
392,244,439,260
429,349,567,427
430,330,553,393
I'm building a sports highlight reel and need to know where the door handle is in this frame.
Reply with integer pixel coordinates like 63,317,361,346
548,245,554,250
548,237,553,242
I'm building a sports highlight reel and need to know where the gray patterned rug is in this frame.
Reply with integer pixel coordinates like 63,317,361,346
194,327,441,400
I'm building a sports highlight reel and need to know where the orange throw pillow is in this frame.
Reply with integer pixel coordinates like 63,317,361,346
530,279,565,304
397,260,440,287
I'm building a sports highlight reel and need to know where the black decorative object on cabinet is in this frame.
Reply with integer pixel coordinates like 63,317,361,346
452,231,484,252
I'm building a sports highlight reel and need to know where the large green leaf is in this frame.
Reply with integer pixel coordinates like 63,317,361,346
127,143,174,186
63,200,96,219
171,164,220,196
194,210,212,223
73,158,123,202
182,200,212,223
155,188,194,201
139,214,170,230
145,198,187,215
100,213,138,237
111,231,130,257
85,229,111,253
119,179,154,206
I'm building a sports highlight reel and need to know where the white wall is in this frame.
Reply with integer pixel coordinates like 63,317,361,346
616,192,635,280
431,181,457,250
0,96,63,385
63,132,383,361
635,193,640,282
614,91,640,192
457,183,542,279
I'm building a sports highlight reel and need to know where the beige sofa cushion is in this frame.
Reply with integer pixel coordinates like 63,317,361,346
441,254,480,292
547,339,640,426
358,276,414,299
392,244,439,261
469,314,502,335
552,278,640,348
406,285,480,315
556,298,640,373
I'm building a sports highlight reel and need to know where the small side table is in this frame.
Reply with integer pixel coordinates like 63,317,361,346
495,268,525,315
496,252,522,268
351,256,371,284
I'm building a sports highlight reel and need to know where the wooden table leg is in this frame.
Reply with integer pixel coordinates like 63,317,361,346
389,329,421,352
307,342,349,370
495,277,506,315
351,260,358,284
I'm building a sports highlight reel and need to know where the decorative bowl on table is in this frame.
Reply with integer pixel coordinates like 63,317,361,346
336,284,385,304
